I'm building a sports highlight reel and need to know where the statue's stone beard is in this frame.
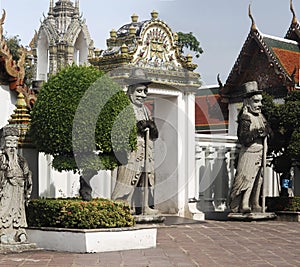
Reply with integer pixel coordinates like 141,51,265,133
5,148,18,167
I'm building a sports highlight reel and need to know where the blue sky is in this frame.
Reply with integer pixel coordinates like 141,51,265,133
1,0,299,85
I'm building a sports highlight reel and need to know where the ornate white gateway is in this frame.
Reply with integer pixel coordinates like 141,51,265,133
90,11,202,218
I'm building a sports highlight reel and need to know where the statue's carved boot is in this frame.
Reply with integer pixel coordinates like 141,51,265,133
144,206,159,215
241,189,251,213
18,233,27,243
252,204,262,213
0,234,8,244
240,206,251,213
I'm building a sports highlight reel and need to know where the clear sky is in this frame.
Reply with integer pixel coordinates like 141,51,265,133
1,0,299,86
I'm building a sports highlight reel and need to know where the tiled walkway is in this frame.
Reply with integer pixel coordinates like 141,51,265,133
0,220,300,266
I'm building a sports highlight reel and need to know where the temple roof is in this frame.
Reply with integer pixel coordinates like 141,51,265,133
263,35,300,82
220,3,300,102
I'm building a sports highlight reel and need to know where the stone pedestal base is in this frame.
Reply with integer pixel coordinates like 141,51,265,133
134,215,166,224
0,243,37,254
227,212,276,221
27,227,156,253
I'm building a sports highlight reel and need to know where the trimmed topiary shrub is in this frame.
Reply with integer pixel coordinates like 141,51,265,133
29,64,137,173
26,198,134,229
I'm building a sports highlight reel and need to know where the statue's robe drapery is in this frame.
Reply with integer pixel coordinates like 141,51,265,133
111,104,157,208
0,152,32,242
229,111,268,212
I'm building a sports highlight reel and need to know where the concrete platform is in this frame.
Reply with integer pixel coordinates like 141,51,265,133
27,226,157,253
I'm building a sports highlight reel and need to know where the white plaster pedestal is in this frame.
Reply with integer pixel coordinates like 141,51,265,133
27,226,157,253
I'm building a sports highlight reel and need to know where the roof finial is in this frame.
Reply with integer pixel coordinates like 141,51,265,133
248,4,257,31
49,0,54,15
290,0,297,25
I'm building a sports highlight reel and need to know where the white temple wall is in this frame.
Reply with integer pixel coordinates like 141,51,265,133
0,85,16,128
38,153,113,199
38,153,80,198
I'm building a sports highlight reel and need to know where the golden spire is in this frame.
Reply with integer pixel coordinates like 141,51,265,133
8,93,31,145
248,4,257,31
290,0,297,25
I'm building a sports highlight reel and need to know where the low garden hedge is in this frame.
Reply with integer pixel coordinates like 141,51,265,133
266,197,300,212
26,198,134,229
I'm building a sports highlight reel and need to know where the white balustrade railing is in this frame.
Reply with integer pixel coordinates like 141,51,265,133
195,134,289,213
195,134,239,211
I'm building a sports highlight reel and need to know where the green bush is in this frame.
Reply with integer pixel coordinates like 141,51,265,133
29,64,137,172
266,197,300,212
26,198,135,229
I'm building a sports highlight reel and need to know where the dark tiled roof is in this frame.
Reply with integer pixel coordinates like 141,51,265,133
263,36,300,83
116,20,150,37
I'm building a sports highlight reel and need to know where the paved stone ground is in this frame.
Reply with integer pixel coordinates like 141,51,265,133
0,220,300,267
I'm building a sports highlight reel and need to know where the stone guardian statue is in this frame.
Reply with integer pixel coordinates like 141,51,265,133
229,81,271,214
0,125,32,244
111,68,159,215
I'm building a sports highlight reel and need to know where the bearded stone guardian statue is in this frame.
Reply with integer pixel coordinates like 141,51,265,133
229,81,271,214
111,69,159,215
0,125,32,244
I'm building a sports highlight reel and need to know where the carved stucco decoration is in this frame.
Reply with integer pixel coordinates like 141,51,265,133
34,4,93,49
0,10,36,108
133,22,182,71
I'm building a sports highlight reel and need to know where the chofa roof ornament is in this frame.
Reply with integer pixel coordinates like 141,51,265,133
248,4,258,32
290,0,298,25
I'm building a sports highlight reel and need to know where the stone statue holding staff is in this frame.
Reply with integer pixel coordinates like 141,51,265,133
112,68,159,215
229,81,271,214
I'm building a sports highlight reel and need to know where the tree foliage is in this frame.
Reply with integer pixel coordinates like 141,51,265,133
29,64,137,173
262,91,300,172
177,32,203,58
4,34,22,62
4,34,34,87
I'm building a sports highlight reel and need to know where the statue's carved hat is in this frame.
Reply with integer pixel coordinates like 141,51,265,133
126,68,152,86
0,125,19,148
241,81,263,97
1,125,19,137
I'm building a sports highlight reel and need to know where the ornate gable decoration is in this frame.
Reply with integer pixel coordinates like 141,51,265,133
133,18,182,70
90,11,200,90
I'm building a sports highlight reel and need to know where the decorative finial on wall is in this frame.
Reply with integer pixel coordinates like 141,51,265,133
248,4,257,31
290,0,297,25
151,10,158,20
131,13,138,23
